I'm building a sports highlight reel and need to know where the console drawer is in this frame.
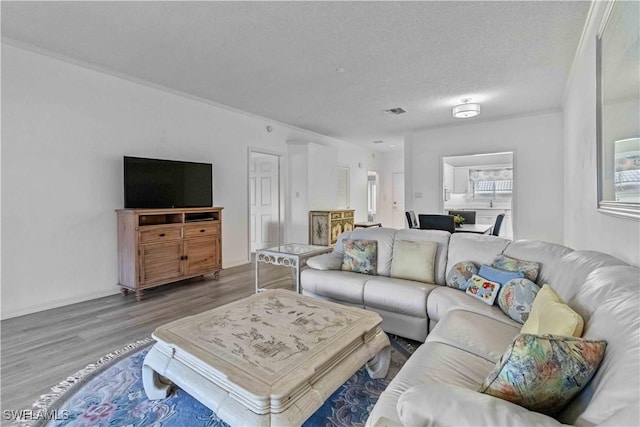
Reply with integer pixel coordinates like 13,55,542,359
184,223,220,237
139,227,182,244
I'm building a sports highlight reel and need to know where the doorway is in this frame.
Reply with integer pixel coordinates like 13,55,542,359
367,172,378,221
249,151,284,256
442,152,514,238
392,173,405,228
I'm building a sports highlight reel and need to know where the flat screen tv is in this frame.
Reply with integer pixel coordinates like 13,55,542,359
124,156,212,209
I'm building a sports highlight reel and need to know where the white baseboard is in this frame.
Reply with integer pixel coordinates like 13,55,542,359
2,260,251,320
1,288,121,320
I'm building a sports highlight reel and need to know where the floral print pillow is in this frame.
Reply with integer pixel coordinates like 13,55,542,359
480,334,606,415
492,254,540,282
446,261,478,290
341,239,378,275
464,274,501,305
498,278,541,324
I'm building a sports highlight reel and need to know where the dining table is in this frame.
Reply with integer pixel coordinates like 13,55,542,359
454,223,493,234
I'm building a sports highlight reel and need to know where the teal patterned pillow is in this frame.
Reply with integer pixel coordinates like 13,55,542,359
493,254,540,282
498,278,541,324
341,239,378,275
446,261,478,289
480,334,606,415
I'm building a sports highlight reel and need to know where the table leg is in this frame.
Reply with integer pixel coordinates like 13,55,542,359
255,254,261,293
366,345,390,379
295,257,301,293
142,347,173,399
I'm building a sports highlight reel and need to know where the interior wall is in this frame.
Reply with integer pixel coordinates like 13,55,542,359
375,151,404,227
1,44,375,318
563,1,640,266
405,112,565,243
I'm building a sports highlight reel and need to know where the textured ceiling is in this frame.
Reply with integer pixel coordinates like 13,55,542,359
1,1,591,151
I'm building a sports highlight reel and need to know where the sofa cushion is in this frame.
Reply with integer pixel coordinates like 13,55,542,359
427,286,521,328
559,266,640,426
446,233,511,276
390,240,437,283
480,334,606,416
492,254,540,282
445,260,478,290
397,383,563,427
501,239,573,287
366,341,495,427
542,250,629,303
497,278,540,324
426,310,519,363
363,276,437,318
465,275,501,305
333,230,352,253
395,228,451,285
520,284,584,337
343,227,398,277
341,239,378,275
299,269,367,305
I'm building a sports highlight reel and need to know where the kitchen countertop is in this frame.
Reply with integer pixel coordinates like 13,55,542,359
444,206,511,211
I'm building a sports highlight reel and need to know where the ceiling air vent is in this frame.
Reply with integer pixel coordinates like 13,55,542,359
383,107,407,115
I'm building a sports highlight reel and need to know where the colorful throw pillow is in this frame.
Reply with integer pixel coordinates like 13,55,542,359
446,261,478,290
341,239,378,275
520,284,584,337
478,264,525,285
492,254,540,282
480,334,607,415
498,278,541,324
464,275,501,305
390,240,437,283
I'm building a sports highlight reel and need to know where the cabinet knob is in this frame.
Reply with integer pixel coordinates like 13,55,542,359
200,229,205,233
159,233,166,237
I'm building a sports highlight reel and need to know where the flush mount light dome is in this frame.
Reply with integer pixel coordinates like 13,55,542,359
452,98,481,118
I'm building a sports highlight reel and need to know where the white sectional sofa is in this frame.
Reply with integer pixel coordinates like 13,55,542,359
300,227,640,426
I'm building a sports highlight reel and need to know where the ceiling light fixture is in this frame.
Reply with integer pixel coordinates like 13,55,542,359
452,98,481,119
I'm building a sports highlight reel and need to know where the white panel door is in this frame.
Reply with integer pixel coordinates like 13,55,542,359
250,155,280,252
392,173,405,229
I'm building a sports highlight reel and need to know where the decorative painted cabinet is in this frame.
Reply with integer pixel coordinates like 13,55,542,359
309,210,354,246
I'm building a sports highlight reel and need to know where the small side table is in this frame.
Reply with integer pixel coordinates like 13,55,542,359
354,221,382,228
255,244,333,293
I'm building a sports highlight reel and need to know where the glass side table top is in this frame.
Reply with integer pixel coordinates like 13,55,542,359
260,244,330,255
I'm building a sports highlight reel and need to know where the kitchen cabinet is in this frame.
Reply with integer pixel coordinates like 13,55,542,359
453,168,470,193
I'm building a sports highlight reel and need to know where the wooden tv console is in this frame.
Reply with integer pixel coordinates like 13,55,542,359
116,207,223,301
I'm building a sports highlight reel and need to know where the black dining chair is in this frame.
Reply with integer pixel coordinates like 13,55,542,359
418,214,455,233
405,211,419,229
447,210,476,224
492,214,505,236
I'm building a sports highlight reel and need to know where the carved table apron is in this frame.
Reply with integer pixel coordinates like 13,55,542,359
143,289,390,426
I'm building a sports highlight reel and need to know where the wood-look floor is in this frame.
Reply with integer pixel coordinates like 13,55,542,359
1,262,294,417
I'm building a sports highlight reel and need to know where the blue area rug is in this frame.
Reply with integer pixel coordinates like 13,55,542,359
28,336,417,427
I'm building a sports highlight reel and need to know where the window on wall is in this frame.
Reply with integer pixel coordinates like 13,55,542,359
337,166,350,208
471,169,513,199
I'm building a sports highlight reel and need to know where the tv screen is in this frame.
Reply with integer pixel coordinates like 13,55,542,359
124,156,212,209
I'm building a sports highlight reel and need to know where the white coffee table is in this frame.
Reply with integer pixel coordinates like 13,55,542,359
143,289,390,426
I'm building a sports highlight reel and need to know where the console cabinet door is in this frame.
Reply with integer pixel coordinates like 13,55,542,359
185,237,218,276
140,241,184,284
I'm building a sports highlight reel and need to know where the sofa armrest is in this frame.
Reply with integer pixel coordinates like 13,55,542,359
306,252,343,270
397,383,566,426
